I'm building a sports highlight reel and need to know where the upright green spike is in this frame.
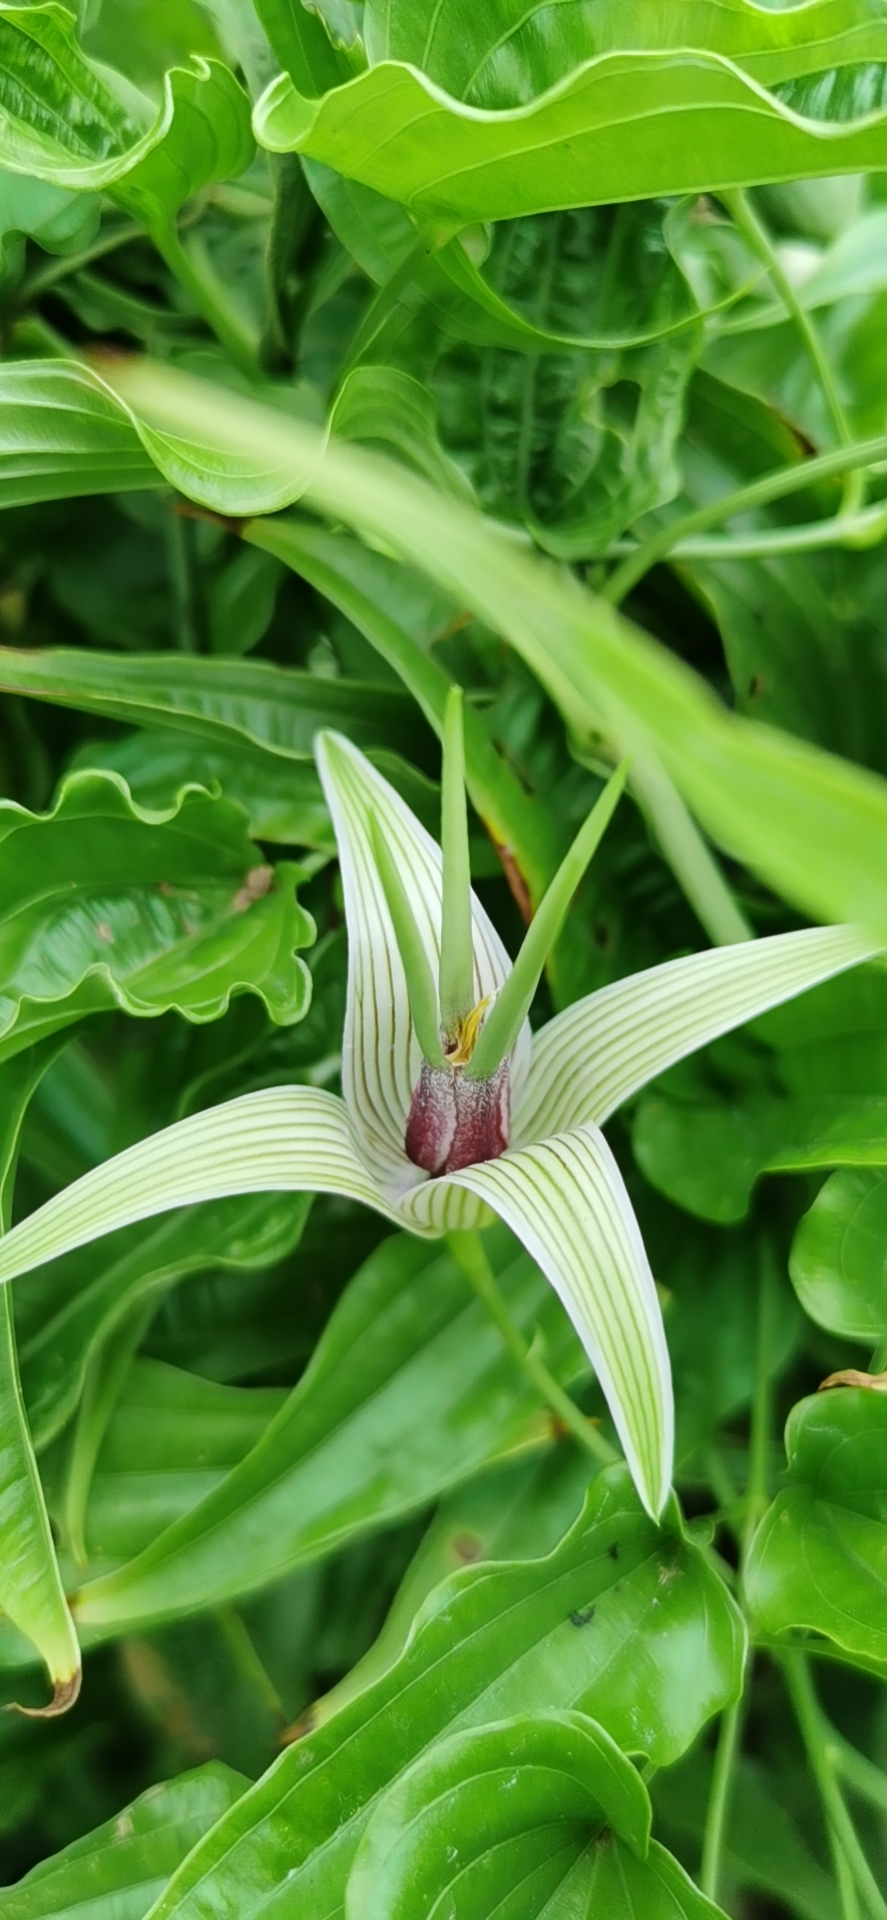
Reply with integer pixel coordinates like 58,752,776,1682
370,816,447,1069
438,685,475,1036
467,761,629,1081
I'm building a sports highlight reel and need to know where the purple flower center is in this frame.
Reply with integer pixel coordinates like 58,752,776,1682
405,1057,511,1176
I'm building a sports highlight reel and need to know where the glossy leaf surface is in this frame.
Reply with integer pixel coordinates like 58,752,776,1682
791,1168,887,1341
747,1389,887,1665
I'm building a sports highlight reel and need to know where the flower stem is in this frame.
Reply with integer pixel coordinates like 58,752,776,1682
782,1651,887,1920
700,1696,745,1899
446,1230,616,1468
721,188,860,513
629,754,752,946
154,223,259,378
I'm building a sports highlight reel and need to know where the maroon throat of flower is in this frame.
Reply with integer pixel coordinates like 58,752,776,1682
405,996,510,1176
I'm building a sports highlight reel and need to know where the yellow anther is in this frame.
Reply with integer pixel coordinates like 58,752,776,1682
445,996,491,1068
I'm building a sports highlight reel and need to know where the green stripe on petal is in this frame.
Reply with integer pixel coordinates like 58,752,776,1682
516,924,879,1146
438,1124,673,1520
316,731,530,1188
0,1088,402,1289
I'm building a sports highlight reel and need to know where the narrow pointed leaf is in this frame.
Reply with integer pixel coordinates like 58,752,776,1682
316,730,528,1188
407,1124,673,1518
0,1762,249,1920
469,762,627,1080
0,1042,80,1708
517,924,879,1145
0,1088,398,1293
370,817,446,1069
439,686,475,1032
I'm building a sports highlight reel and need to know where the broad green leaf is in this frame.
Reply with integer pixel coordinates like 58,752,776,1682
253,7,887,225
346,1711,653,1918
67,1357,286,1574
349,1712,725,1919
0,656,423,772
0,1042,80,1709
0,362,158,504
790,1169,887,1342
0,170,99,279
331,366,475,501
0,769,314,1062
18,1191,310,1449
71,731,336,851
654,1750,844,1920
141,1468,744,1920
746,1389,887,1665
72,1229,584,1629
0,1761,248,1920
104,358,887,945
0,6,252,239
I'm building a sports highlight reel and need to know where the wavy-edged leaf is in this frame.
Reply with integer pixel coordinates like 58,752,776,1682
101,359,887,947
254,10,887,226
316,729,528,1189
139,1468,744,1920
72,1229,583,1627
0,1087,397,1293
0,1043,80,1709
516,925,878,1143
0,770,314,1061
419,1123,672,1519
346,1711,655,1920
790,1168,887,1342
349,1710,726,1919
0,1761,248,1920
746,1389,887,1666
71,732,336,852
0,6,252,239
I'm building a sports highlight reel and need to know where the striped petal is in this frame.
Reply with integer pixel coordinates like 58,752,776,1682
427,1125,673,1519
0,1088,403,1288
516,924,878,1145
316,731,530,1192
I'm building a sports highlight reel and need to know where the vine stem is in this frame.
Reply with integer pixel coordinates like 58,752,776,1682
446,1230,616,1468
700,1241,778,1902
722,189,859,510
782,1651,887,1920
603,431,887,604
154,224,259,378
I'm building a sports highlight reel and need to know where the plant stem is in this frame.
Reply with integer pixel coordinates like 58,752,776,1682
722,188,860,516
446,1230,616,1467
700,1696,746,1899
629,754,752,946
18,219,143,305
216,1606,284,1720
164,511,204,654
260,153,315,375
154,224,259,378
783,1652,887,1920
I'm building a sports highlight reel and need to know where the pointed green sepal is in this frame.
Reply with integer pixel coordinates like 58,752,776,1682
438,685,475,1036
370,815,447,1069
468,761,629,1082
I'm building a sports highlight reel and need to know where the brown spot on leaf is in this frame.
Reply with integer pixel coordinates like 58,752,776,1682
7,1667,82,1718
232,865,275,913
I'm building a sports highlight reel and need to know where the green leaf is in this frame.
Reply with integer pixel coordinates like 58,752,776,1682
19,1191,311,1450
746,1388,887,1665
346,1712,656,1919
0,1042,80,1709
0,654,424,772
0,769,314,1062
790,1169,887,1343
72,1228,584,1629
253,6,887,225
0,362,159,505
0,6,252,237
331,366,475,502
103,358,887,945
0,1761,248,1920
70,731,336,851
138,1468,744,1920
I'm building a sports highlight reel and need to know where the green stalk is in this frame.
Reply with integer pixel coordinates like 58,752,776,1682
370,816,445,1069
603,431,887,605
630,754,751,946
447,1230,616,1468
438,686,475,1032
468,762,628,1080
783,1652,887,1920
18,219,143,306
721,189,861,516
153,224,259,378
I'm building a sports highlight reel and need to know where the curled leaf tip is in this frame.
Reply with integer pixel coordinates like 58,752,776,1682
818,1369,887,1394
7,1666,82,1718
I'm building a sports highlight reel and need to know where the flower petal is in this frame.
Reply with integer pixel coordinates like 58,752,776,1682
517,924,878,1144
412,1125,673,1519
316,731,530,1189
0,1088,401,1288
